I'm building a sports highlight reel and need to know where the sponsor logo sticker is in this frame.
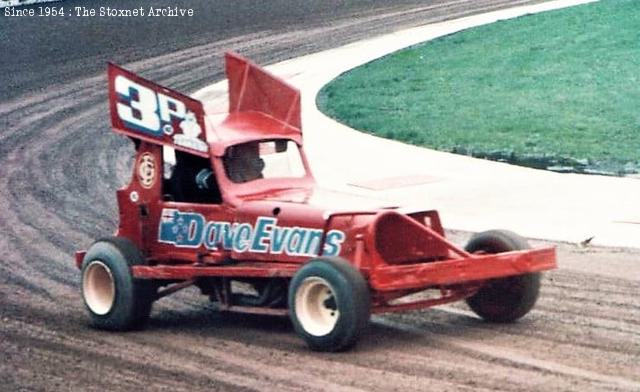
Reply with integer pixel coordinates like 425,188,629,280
158,209,346,257
137,153,156,189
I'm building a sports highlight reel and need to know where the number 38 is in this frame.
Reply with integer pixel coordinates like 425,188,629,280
115,76,187,135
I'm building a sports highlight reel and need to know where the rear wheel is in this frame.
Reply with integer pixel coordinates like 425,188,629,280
465,230,541,323
289,257,370,352
81,237,155,330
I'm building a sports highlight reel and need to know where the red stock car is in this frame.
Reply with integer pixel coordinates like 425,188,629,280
75,53,556,351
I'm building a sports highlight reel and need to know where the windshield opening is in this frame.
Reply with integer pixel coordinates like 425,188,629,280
223,140,305,184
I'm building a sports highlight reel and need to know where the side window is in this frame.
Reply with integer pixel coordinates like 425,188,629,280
162,147,222,204
223,140,305,184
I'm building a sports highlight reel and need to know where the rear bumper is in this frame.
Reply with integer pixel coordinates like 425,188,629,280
369,246,556,291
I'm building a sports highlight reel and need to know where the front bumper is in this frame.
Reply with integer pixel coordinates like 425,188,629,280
369,246,556,291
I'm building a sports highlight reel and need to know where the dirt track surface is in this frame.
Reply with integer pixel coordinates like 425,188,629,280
1,1,638,391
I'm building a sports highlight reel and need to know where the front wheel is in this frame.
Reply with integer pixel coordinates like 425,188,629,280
81,237,155,330
464,230,541,323
288,257,370,352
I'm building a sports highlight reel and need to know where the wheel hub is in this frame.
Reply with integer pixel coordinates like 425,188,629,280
295,277,339,336
83,260,115,315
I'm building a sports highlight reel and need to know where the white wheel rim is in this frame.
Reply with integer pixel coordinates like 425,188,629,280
295,277,339,336
82,260,115,315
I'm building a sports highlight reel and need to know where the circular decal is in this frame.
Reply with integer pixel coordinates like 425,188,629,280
163,124,174,135
129,191,139,203
137,153,156,189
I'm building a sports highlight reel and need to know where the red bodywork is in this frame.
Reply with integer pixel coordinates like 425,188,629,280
76,53,556,315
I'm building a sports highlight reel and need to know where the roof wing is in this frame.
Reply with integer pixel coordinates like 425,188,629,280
225,52,301,134
108,63,209,157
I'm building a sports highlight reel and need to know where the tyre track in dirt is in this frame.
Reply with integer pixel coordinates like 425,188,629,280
2,1,639,390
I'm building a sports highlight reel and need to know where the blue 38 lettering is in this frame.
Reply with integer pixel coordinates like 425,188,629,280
115,76,187,135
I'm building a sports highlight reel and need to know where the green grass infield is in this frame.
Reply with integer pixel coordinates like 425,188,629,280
318,0,640,176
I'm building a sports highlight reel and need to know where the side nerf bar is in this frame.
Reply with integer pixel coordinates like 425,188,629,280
369,247,556,291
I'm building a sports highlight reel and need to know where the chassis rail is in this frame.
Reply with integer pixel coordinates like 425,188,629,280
127,247,556,290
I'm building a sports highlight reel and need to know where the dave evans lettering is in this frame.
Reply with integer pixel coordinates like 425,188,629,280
158,209,346,257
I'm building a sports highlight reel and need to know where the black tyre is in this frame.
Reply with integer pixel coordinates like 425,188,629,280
464,230,541,323
81,237,155,330
288,257,370,352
